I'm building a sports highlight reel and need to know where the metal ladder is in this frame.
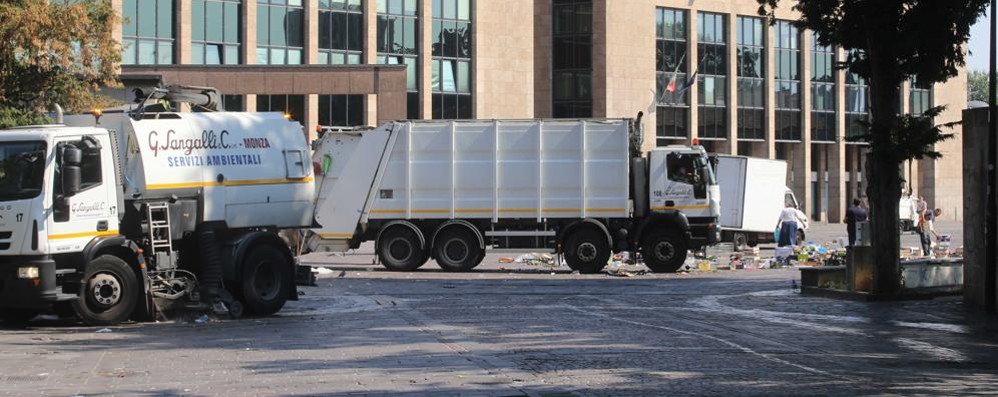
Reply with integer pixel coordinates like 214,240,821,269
146,202,173,256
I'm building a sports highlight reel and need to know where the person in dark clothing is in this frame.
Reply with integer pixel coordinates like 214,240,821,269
844,198,868,247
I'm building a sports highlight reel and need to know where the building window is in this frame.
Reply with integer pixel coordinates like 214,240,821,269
697,12,727,140
551,0,592,118
656,7,689,145
378,0,420,119
318,95,365,126
736,16,764,141
223,95,244,111
811,33,836,143
256,95,305,122
432,0,472,119
256,0,304,65
774,20,801,141
845,50,870,140
909,76,932,116
191,0,241,65
121,0,174,65
320,0,363,65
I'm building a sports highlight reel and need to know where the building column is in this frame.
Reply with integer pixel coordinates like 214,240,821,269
763,18,776,159
364,0,379,125
177,0,192,64
307,94,319,140
419,0,432,119
724,12,738,155
828,46,848,221
796,30,814,220
817,146,828,222
244,0,257,64
687,9,699,145
305,0,318,64
245,94,257,112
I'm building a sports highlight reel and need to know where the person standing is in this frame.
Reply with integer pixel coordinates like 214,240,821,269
777,203,808,247
919,208,942,257
844,198,868,247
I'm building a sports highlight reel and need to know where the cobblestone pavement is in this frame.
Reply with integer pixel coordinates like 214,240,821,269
2,251,996,396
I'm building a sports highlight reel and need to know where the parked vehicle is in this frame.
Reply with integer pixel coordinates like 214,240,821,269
307,116,721,274
715,155,806,249
0,87,314,325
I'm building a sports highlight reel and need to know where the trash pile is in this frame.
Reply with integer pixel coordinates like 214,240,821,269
498,253,560,268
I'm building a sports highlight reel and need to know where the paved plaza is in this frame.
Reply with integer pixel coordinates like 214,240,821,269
2,222,995,396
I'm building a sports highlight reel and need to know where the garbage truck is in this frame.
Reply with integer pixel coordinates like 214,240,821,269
0,86,314,325
307,114,720,274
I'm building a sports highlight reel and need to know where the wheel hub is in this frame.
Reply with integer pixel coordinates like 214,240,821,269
89,273,121,307
388,237,413,262
654,241,675,262
444,239,469,263
577,242,598,262
253,262,279,301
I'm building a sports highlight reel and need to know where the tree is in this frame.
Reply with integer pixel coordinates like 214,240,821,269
0,0,120,128
757,0,987,296
969,70,990,103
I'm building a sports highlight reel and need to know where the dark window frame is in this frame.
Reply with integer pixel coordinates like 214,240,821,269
319,0,364,65
811,33,836,143
736,16,765,141
697,11,727,140
431,0,473,119
551,0,593,118
256,0,305,65
191,0,242,65
121,0,175,65
656,7,690,145
378,0,421,119
774,20,801,142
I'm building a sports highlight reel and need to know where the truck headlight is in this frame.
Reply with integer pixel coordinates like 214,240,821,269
17,266,39,279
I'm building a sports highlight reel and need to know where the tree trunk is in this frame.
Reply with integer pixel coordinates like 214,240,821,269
865,21,904,297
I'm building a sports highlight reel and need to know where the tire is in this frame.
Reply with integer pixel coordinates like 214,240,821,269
72,255,139,326
642,231,688,273
733,233,748,251
378,226,427,272
564,228,611,274
434,227,483,272
239,244,293,316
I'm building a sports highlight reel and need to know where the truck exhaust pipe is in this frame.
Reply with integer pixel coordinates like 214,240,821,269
51,103,64,124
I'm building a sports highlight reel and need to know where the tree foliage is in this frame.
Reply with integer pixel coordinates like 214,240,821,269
0,0,120,124
968,69,990,103
757,0,987,295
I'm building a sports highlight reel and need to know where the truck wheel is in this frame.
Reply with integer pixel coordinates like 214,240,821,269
642,232,687,273
434,227,483,272
73,255,138,326
240,244,292,316
564,228,610,274
378,227,427,271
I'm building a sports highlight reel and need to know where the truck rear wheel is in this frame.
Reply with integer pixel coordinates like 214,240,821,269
642,232,687,273
378,226,427,271
434,227,483,272
564,228,610,274
73,255,139,326
240,244,292,316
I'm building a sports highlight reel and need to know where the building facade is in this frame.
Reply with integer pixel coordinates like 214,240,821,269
111,0,967,222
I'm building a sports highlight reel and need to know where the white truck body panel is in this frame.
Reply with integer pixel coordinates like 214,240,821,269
717,155,789,233
63,112,315,229
369,120,630,221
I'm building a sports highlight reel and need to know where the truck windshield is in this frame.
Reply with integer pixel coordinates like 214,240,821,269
0,141,47,201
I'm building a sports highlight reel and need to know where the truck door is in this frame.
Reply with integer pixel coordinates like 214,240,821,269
649,150,709,214
47,134,119,254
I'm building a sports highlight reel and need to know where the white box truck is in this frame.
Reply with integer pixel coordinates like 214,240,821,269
0,87,314,325
716,155,805,249
307,116,721,274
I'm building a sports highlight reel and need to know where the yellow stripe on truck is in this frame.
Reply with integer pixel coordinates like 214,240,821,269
146,177,314,190
49,230,120,240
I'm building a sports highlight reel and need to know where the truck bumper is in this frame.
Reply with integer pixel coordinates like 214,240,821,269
0,257,74,310
688,220,721,249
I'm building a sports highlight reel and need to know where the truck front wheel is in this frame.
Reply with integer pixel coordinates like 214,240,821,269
564,228,610,274
434,227,483,272
642,232,688,273
73,255,139,326
378,226,427,271
240,245,292,316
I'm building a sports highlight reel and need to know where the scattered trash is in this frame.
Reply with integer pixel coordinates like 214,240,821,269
95,328,112,333
498,257,514,264
194,315,210,324
314,267,335,275
337,270,347,278
605,266,648,277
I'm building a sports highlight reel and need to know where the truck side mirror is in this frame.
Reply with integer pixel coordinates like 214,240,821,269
61,146,82,198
